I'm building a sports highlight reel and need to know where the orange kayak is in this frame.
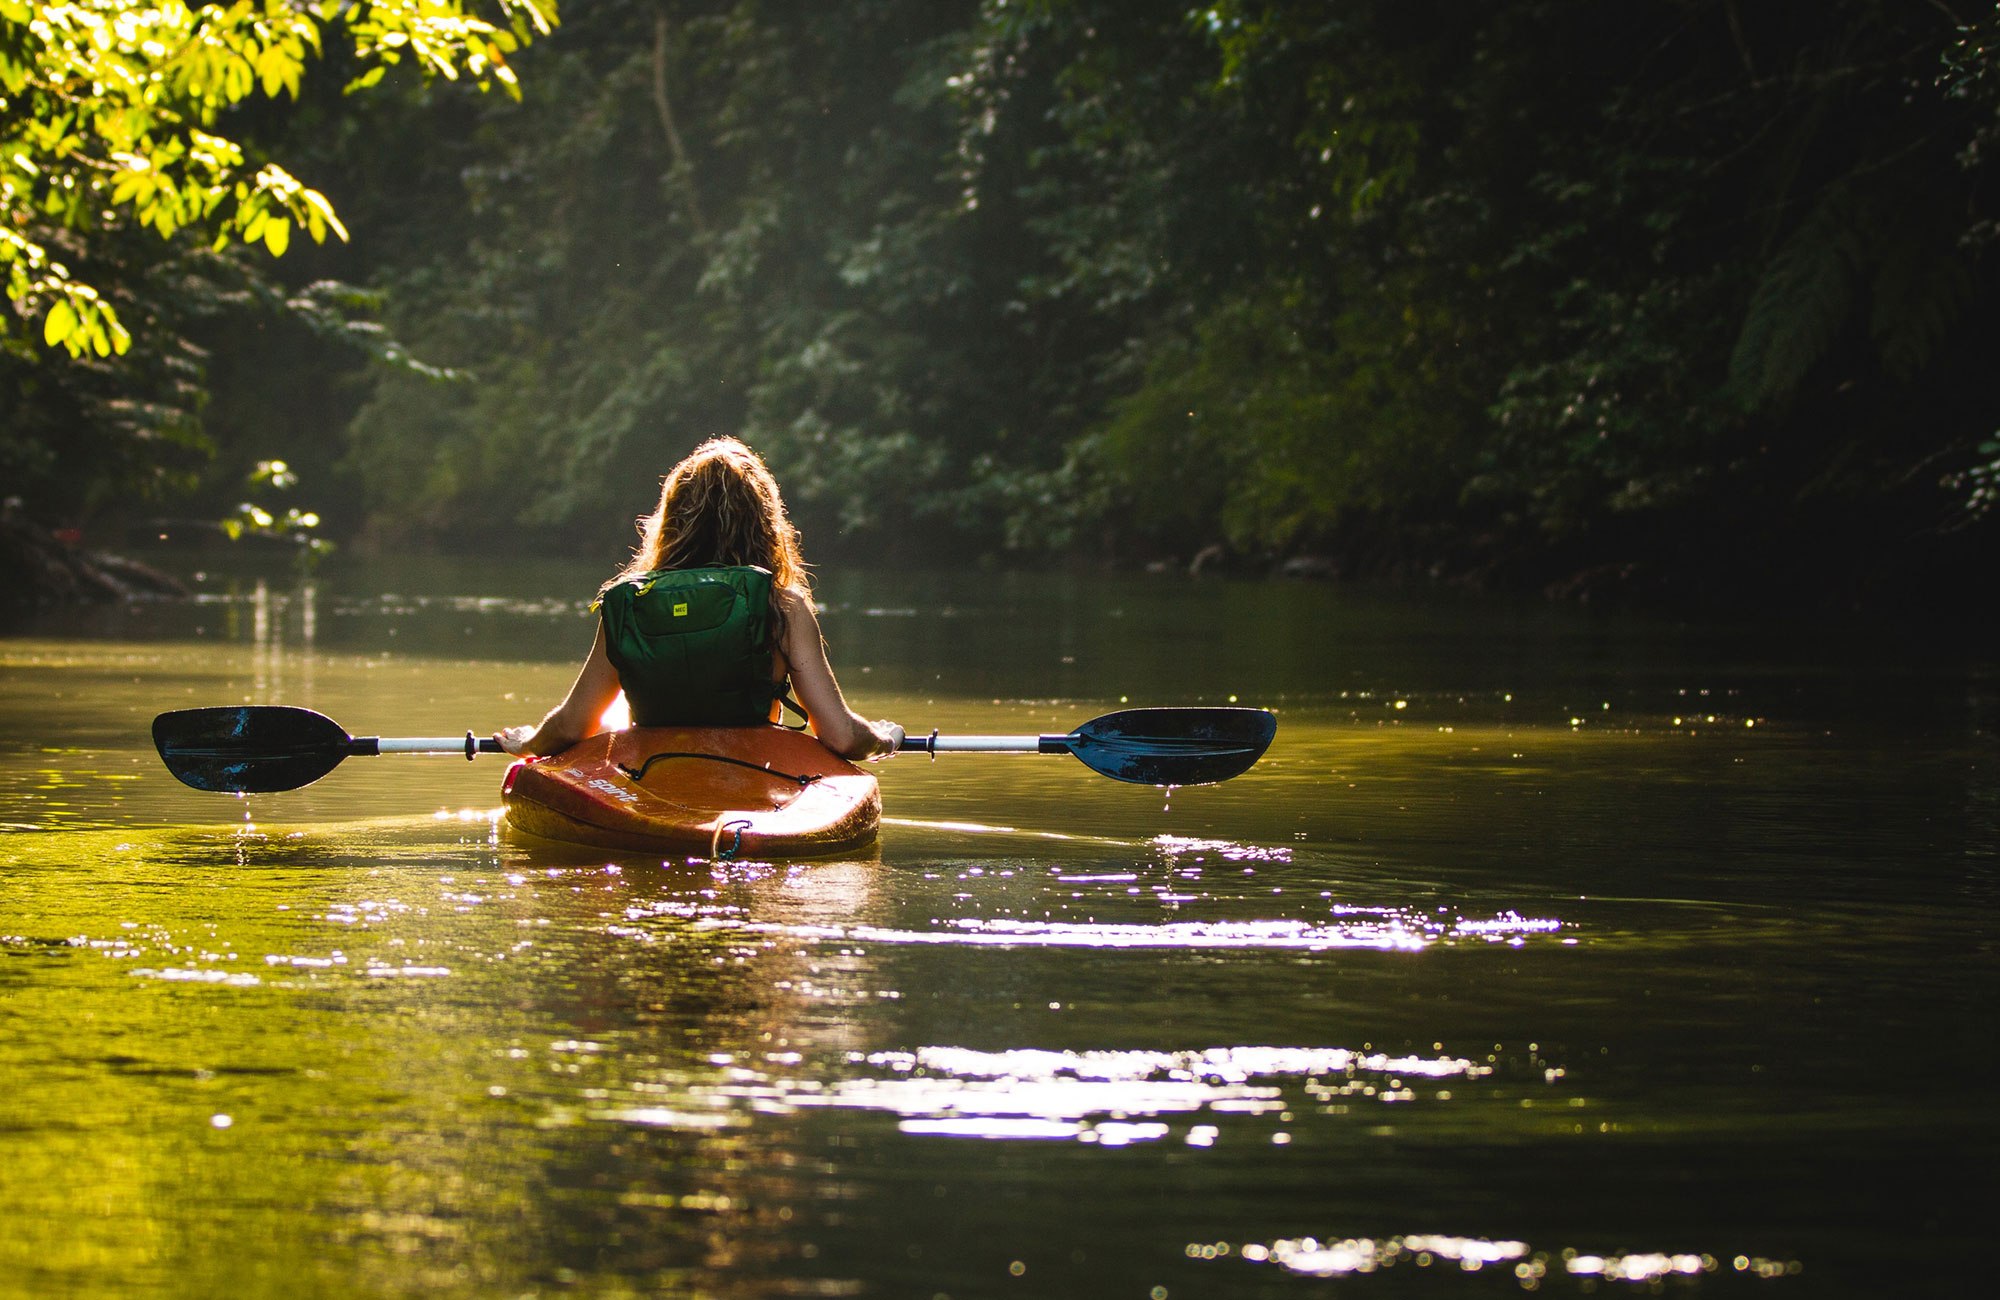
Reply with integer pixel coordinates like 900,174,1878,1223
501,726,880,857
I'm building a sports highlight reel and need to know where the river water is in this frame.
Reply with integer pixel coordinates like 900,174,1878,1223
1,557,1992,1297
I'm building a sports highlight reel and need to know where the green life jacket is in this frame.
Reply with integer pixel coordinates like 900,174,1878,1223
598,565,785,727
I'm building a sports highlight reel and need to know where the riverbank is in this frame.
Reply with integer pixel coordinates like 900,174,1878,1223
0,514,187,611
7,503,1992,642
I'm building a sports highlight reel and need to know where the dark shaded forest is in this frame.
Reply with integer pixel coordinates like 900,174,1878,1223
8,0,1999,611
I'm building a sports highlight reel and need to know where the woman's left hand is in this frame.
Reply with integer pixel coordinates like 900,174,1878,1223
494,724,539,756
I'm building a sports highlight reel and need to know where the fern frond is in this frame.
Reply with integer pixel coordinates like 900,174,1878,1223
1728,188,1868,411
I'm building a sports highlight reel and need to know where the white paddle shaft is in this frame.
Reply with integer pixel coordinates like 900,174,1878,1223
375,737,476,753
368,734,507,757
909,734,1055,753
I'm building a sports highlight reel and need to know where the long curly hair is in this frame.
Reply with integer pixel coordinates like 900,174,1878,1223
606,438,809,629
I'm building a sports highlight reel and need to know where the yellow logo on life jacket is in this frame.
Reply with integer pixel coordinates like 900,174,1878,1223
673,602,688,617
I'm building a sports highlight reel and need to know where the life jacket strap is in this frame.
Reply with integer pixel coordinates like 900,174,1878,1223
776,683,810,731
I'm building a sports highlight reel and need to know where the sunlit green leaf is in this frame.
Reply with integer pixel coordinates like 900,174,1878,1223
301,188,348,241
43,299,76,348
258,47,290,98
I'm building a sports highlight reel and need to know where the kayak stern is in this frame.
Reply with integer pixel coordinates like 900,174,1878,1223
502,726,880,858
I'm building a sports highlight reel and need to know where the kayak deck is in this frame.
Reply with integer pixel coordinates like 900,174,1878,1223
501,726,880,857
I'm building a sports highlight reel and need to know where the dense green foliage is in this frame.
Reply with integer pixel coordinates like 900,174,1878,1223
12,1,1999,604
1,0,552,521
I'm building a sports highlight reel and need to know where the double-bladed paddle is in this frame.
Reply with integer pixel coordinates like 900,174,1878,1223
152,704,1277,794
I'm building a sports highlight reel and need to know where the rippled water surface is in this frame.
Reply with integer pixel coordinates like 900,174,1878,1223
2,558,1994,1297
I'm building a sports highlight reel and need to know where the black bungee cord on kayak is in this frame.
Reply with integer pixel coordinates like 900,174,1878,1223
617,749,822,788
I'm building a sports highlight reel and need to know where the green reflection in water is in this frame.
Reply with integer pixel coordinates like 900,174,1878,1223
1,561,1995,1296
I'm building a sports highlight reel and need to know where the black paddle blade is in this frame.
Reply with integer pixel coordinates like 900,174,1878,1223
1064,707,1277,785
153,706,354,793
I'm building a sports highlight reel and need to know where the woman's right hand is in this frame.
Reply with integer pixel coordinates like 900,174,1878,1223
867,720,906,760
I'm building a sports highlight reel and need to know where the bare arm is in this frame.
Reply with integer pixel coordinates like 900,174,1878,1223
780,589,902,761
494,621,623,757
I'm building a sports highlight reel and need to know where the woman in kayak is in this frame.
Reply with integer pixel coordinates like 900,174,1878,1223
495,437,903,761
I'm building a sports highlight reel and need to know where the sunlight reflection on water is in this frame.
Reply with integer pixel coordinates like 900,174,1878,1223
685,911,1562,950
1213,1234,1804,1286
576,1040,1505,1143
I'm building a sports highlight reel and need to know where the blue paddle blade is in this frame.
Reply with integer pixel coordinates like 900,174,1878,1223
153,706,356,793
1062,707,1277,785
